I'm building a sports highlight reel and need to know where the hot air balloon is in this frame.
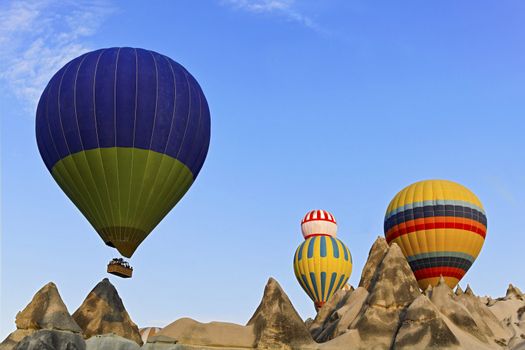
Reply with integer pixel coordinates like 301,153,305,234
384,180,487,290
35,47,211,277
294,210,352,309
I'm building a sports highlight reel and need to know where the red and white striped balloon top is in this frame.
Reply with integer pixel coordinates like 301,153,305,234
301,209,338,239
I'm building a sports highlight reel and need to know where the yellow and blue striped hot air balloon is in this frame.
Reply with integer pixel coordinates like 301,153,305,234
294,211,352,309
384,180,487,290
35,47,210,260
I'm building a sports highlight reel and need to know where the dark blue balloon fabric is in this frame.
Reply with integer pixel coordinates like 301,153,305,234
36,47,211,178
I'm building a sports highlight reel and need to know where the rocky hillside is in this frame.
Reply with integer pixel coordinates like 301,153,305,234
2,238,524,349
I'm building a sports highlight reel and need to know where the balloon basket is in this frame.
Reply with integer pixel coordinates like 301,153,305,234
107,258,133,278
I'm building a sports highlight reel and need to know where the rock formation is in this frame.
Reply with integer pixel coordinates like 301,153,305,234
139,328,161,344
4,239,525,350
148,318,255,348
394,294,461,350
487,284,525,349
86,334,141,350
247,277,315,349
14,330,85,350
0,283,83,350
72,278,142,346
358,236,389,291
428,277,488,343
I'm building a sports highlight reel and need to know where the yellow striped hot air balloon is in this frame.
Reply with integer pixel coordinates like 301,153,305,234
384,180,487,290
293,210,353,309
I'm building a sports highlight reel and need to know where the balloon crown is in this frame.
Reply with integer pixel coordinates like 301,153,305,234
301,209,338,239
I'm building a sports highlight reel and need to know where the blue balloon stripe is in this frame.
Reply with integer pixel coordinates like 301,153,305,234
307,236,316,258
343,240,349,261
325,272,338,301
59,57,83,152
301,274,316,301
297,241,305,261
75,50,102,151
320,236,327,257
320,272,327,301
330,237,339,258
115,47,137,148
309,272,321,302
36,47,210,179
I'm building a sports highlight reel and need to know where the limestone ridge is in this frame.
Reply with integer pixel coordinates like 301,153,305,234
247,277,314,349
72,278,143,346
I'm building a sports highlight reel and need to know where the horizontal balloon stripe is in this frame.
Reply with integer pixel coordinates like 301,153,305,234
385,205,487,232
37,47,210,178
413,267,465,281
386,217,486,242
406,251,474,263
408,256,472,272
51,147,194,257
386,199,485,219
389,232,485,260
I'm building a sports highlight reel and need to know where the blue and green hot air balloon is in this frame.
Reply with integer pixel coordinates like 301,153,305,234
35,47,211,267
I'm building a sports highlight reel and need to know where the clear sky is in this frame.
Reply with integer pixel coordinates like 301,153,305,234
1,0,524,339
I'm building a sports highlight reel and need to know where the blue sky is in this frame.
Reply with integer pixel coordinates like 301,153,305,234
1,0,524,339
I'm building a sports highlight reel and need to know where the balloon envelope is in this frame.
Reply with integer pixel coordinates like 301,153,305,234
293,235,352,309
36,47,211,257
384,179,487,290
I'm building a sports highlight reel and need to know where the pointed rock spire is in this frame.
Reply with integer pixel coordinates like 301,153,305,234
358,237,389,291
73,278,142,345
1,282,83,350
424,284,433,296
465,284,474,296
347,243,420,348
15,282,81,333
247,278,314,349
455,285,464,297
505,284,524,300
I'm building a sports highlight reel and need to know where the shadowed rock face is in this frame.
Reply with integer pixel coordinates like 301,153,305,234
429,278,488,343
337,242,420,349
456,288,511,343
72,279,142,346
308,288,353,340
395,295,461,350
13,330,85,350
358,237,389,291
247,278,314,349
